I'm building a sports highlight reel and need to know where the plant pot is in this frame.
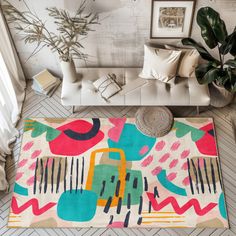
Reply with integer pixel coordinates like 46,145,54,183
60,60,77,83
209,82,234,108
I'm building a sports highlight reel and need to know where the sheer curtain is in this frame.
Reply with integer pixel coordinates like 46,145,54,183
0,8,26,191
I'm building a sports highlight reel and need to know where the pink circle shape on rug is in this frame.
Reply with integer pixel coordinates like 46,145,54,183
141,155,153,167
31,150,42,159
183,176,190,186
15,172,23,181
181,149,190,159
139,146,149,155
167,172,177,181
170,141,181,151
155,141,165,151
151,166,162,176
169,159,178,169
23,141,34,151
159,153,170,163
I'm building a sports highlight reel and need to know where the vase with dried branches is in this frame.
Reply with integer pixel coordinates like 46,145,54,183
2,0,99,83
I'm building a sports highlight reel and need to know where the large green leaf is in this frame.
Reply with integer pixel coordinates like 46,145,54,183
195,63,213,82
225,59,236,68
197,7,228,49
224,68,236,92
181,38,218,62
195,63,220,84
220,28,236,56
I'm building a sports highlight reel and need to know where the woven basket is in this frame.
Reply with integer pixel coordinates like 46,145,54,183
135,107,173,138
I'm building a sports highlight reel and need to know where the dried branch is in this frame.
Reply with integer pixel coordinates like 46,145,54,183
1,0,99,62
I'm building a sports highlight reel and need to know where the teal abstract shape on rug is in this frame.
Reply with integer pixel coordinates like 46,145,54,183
108,123,156,161
26,120,61,142
57,190,98,222
14,183,28,196
173,121,205,142
219,192,227,219
91,164,143,205
157,170,187,196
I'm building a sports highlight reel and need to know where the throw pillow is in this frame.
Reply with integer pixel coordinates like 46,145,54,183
165,45,200,78
139,45,182,83
93,74,121,100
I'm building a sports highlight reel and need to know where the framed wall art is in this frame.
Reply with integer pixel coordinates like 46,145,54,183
150,0,196,39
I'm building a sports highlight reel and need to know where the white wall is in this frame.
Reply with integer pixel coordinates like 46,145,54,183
4,0,236,78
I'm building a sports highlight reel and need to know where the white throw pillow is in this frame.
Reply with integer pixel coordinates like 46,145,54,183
93,74,121,100
165,45,200,78
139,45,182,83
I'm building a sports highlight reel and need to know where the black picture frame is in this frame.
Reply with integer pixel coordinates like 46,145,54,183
150,0,196,39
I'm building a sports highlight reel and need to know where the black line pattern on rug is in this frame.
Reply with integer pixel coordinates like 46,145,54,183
33,156,87,195
187,157,223,195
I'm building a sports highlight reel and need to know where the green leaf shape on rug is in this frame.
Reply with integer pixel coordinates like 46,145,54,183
26,120,61,142
173,121,205,142
46,127,61,142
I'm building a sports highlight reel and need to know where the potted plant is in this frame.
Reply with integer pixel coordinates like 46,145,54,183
2,0,99,83
182,7,236,107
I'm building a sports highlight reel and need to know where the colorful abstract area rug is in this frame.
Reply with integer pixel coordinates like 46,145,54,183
9,117,228,228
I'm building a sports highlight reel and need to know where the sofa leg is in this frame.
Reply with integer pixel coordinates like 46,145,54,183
72,106,75,114
196,106,200,115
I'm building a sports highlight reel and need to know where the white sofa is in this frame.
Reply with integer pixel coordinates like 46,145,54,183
61,68,210,110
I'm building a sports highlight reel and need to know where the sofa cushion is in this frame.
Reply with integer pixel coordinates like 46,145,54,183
139,45,182,83
165,45,200,78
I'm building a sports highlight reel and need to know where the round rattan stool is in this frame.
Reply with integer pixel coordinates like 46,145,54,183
135,107,173,138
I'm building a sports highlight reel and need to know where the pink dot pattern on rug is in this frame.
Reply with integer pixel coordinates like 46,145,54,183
23,141,34,151
31,150,42,159
169,159,178,169
167,172,177,181
181,162,188,170
29,162,36,170
183,176,190,186
159,153,170,163
171,141,181,151
155,141,165,151
141,155,153,167
181,149,190,159
26,176,35,186
151,166,162,176
139,146,149,155
18,159,28,168
15,172,23,181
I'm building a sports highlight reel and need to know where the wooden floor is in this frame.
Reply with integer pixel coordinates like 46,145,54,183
0,83,236,236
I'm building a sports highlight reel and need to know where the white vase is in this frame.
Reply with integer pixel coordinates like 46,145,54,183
210,82,234,108
60,60,77,83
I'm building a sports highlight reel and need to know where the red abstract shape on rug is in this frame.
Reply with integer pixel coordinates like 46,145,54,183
108,118,126,142
11,197,56,216
195,123,217,156
146,192,217,216
49,119,104,156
